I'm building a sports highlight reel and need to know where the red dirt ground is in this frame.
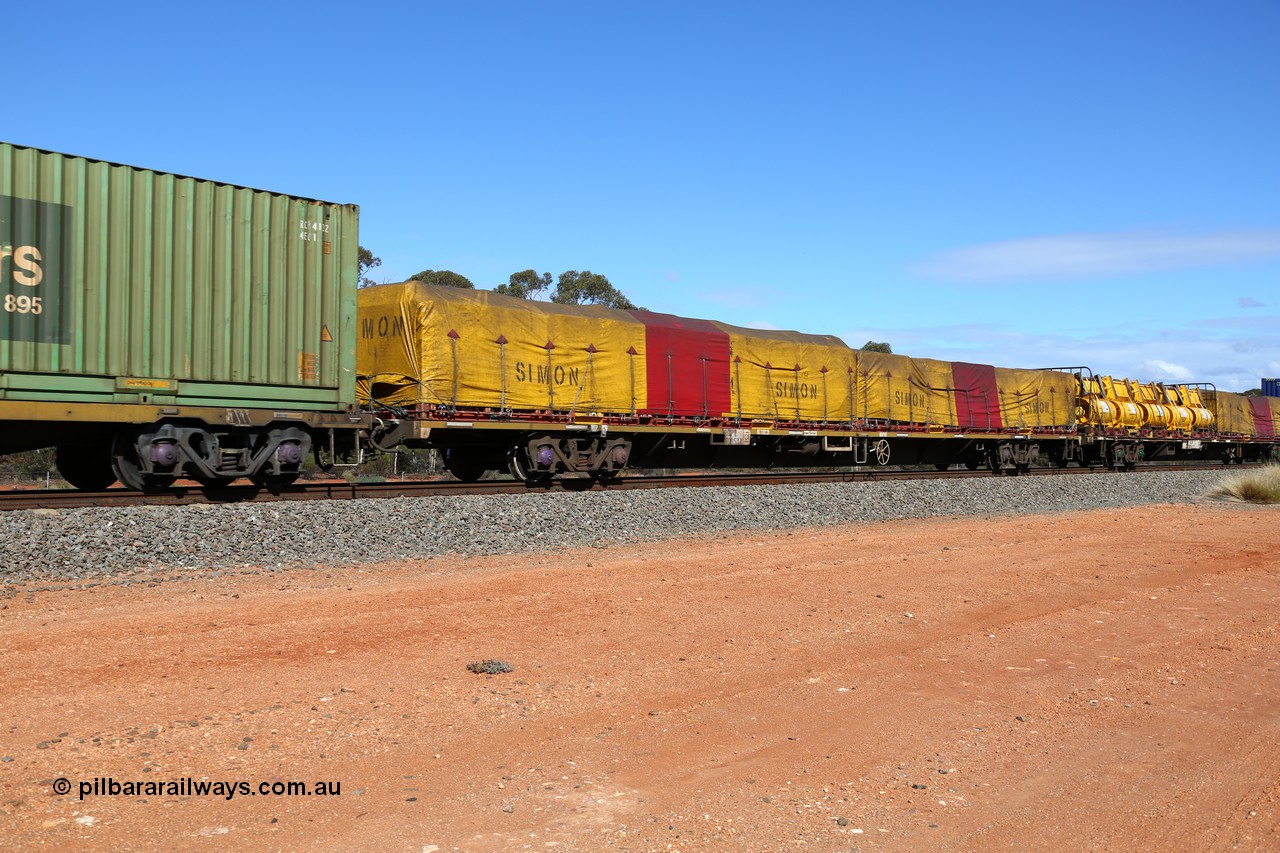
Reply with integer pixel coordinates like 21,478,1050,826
1,502,1277,852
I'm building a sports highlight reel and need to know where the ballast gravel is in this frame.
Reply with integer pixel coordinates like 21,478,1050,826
0,470,1245,587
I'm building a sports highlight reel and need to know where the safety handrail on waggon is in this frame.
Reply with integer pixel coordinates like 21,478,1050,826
1035,366,1094,381
1033,366,1094,399
1176,382,1219,432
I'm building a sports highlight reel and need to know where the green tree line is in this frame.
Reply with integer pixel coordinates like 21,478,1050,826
358,247,638,309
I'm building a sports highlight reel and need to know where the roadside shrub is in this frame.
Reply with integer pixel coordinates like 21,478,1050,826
467,660,514,675
1206,464,1280,503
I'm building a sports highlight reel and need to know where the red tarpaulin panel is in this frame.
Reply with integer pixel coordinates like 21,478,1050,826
630,311,732,417
952,362,1004,430
1248,397,1276,438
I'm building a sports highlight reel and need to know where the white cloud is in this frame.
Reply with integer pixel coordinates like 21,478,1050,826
915,229,1280,283
1140,360,1193,382
1239,296,1265,308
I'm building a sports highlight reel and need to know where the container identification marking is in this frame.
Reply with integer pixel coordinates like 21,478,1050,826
1,195,72,343
299,220,330,242
299,351,318,381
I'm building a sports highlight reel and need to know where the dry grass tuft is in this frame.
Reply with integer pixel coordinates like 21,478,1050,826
1206,463,1280,503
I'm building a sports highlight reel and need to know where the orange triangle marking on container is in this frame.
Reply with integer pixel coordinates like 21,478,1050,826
320,324,333,342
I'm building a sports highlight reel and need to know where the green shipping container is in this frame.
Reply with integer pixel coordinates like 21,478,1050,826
0,141,358,411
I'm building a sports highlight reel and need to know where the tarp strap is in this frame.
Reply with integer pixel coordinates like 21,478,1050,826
449,335,459,410
701,356,709,419
569,350,591,417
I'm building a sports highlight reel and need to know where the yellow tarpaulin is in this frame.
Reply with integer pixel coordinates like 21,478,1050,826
856,352,959,426
709,322,856,422
357,282,648,414
993,368,1077,429
1208,390,1254,435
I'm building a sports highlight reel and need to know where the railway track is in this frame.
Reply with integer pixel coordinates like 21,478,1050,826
0,461,1255,511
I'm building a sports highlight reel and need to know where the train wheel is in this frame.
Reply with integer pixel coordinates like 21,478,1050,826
250,471,301,491
507,443,552,485
934,462,950,471
443,448,489,483
55,442,117,491
964,457,982,471
111,431,176,492
590,464,626,485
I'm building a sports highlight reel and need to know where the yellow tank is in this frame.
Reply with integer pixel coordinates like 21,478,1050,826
1171,406,1194,430
1114,399,1144,429
1074,375,1113,427
1077,396,1120,428
1086,376,1146,429
1131,382,1171,429
1097,377,1142,428
1145,401,1172,429
1174,386,1214,429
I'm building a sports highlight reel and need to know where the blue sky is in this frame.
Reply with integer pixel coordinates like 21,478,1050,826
11,1,1279,391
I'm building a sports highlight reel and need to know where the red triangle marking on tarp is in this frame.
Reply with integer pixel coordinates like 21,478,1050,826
496,334,508,345
627,346,638,356
447,329,460,340
544,340,555,350
586,344,598,353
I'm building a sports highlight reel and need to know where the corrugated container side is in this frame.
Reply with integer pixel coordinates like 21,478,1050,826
0,143,358,411
1262,378,1280,398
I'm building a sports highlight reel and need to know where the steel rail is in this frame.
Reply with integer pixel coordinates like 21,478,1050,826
0,462,1257,511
